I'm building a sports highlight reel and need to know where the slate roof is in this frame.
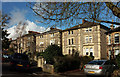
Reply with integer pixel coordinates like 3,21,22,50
36,28,62,36
63,21,110,31
105,26,120,34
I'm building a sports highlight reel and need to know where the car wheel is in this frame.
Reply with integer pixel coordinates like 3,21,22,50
105,72,111,77
86,75,90,77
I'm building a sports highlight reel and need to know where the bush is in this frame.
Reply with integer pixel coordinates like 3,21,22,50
42,44,63,64
79,56,93,70
115,53,120,69
54,56,80,73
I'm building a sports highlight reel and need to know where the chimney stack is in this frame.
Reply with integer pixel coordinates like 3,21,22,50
82,19,86,24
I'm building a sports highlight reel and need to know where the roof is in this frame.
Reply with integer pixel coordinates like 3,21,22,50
36,28,62,36
17,31,40,39
63,21,110,31
105,26,120,34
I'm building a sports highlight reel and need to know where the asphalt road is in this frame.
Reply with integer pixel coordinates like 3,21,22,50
2,62,86,77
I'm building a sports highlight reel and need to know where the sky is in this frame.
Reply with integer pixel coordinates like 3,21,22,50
2,2,52,39
2,1,119,39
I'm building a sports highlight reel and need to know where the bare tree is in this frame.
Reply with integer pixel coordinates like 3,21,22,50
15,21,27,53
28,2,120,27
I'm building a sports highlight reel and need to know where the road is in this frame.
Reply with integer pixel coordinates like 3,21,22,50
2,62,86,77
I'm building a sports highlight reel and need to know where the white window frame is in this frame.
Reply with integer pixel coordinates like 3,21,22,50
114,33,119,44
85,36,88,43
89,36,92,43
90,48,94,56
108,35,111,45
86,48,89,55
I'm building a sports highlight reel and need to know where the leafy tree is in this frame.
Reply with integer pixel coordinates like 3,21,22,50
2,28,11,50
1,14,11,51
28,2,120,28
42,44,63,64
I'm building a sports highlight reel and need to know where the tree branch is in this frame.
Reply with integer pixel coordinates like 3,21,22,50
106,2,120,18
93,18,120,25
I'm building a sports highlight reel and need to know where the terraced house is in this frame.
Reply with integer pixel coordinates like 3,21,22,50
106,26,120,59
36,28,62,53
62,20,110,60
13,31,40,60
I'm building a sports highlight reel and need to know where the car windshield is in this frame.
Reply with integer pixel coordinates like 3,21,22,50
88,61,105,65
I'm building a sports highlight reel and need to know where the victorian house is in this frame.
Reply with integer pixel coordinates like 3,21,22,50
62,20,110,60
36,28,62,53
106,26,120,59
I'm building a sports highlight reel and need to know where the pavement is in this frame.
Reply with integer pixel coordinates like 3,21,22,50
2,62,86,77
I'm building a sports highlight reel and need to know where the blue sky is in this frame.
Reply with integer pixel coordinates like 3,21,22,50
2,2,40,26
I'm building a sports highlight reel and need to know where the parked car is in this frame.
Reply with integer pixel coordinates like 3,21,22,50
10,53,31,70
84,60,118,77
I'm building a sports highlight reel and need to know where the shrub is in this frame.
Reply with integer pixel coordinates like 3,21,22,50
79,56,93,70
54,56,80,73
115,53,120,69
42,44,63,64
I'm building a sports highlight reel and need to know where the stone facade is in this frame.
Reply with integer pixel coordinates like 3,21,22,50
62,21,110,60
9,39,17,53
106,26,120,59
36,28,62,53
10,31,40,60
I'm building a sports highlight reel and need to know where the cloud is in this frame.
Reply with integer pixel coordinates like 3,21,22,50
7,20,47,39
8,8,27,27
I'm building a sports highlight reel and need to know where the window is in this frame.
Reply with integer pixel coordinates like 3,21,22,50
114,49,119,58
28,37,30,40
85,36,88,43
86,48,89,55
72,31,73,34
90,52,93,56
51,33,54,37
72,38,74,44
86,52,89,55
108,35,111,44
90,48,93,56
68,39,70,45
50,40,55,45
68,31,70,34
86,29,88,32
89,28,92,32
89,36,92,43
109,50,112,59
69,49,71,55
72,49,75,55
114,33,119,44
